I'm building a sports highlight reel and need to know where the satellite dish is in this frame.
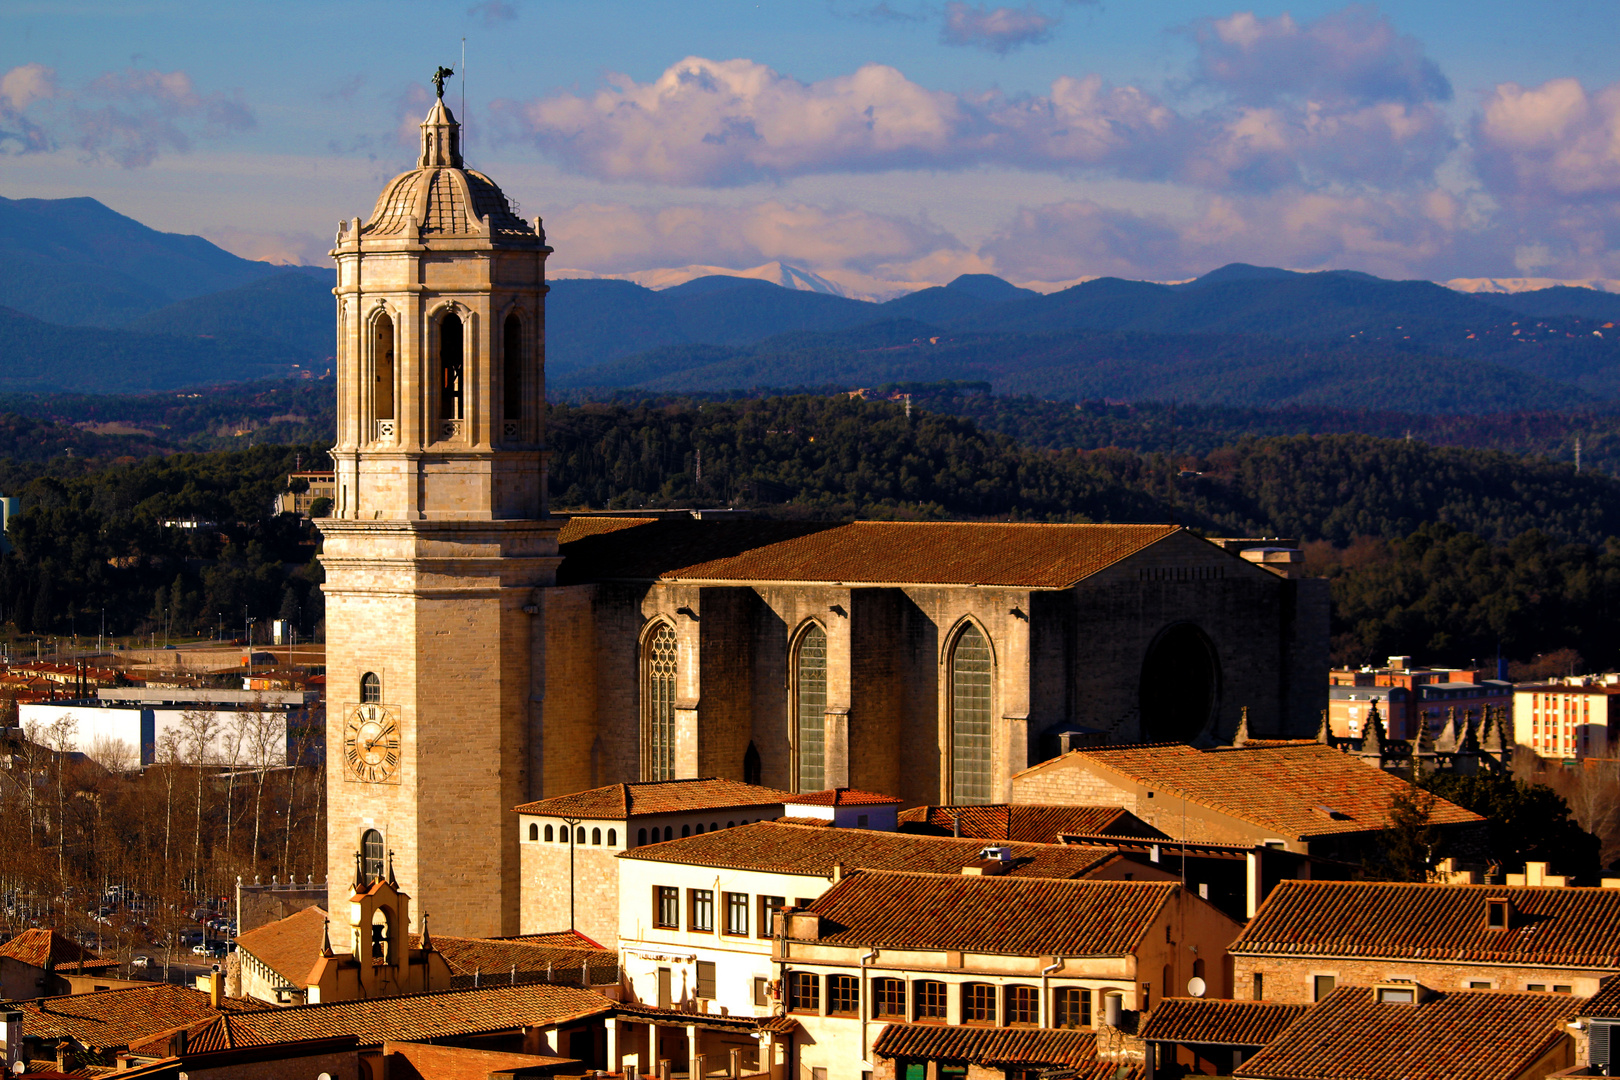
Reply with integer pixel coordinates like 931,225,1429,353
1187,976,1207,998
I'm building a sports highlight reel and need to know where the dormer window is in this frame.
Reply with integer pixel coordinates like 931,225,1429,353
1488,897,1512,930
1377,985,1415,1003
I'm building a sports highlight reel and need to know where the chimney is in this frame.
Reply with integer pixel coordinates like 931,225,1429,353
208,964,224,1009
830,861,844,884
2,1009,21,1073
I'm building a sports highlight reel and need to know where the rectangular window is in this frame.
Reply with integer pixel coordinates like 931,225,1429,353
1528,983,1546,992
696,960,717,999
874,978,906,1018
829,974,860,1016
725,891,749,936
1252,972,1264,1001
1468,981,1492,989
1555,985,1574,994
754,977,769,1006
789,972,820,1013
759,896,786,938
1377,987,1415,1003
654,886,679,929
691,889,714,933
963,983,997,1025
1313,975,1336,1001
1006,985,1039,1026
914,980,947,1022
1055,987,1091,1029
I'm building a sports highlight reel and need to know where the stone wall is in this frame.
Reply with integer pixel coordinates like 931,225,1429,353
1234,954,1612,1003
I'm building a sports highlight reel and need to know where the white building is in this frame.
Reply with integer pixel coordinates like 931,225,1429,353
19,689,320,772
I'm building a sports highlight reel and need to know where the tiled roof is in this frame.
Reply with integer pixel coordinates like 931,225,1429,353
1139,999,1308,1046
1234,880,1620,967
126,1014,269,1058
786,788,903,807
555,515,660,544
234,982,613,1048
497,930,604,950
0,929,116,973
233,904,328,986
557,517,1184,589
513,778,793,819
19,984,254,1050
871,1024,1137,1076
411,934,616,982
803,871,1176,956
1583,975,1620,1018
898,804,1167,842
378,1040,578,1077
1233,987,1582,1080
620,820,1122,880
1028,742,1482,839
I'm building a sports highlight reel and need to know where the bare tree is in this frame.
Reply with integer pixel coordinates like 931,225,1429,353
87,733,137,775
179,709,221,893
241,703,283,872
155,728,185,872
219,707,251,867
44,714,79,890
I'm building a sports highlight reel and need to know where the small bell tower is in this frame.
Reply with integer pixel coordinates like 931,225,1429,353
320,70,562,937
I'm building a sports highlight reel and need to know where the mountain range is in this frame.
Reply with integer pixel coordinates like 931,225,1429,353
4,195,1620,408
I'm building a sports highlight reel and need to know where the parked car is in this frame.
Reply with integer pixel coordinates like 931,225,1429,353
131,955,150,969
190,943,209,956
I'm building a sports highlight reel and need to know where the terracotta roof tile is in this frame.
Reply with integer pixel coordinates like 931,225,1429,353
620,820,1122,880
1233,987,1582,1080
786,788,903,807
1234,879,1620,967
496,930,604,949
1139,999,1308,1046
126,1014,269,1058
233,982,613,1048
514,778,793,819
0,929,114,973
898,804,1167,842
410,934,616,985
378,1040,578,1077
233,905,328,986
1584,975,1620,1018
803,871,1177,955
19,984,253,1050
555,515,661,544
558,518,1183,589
871,1024,1137,1076
1030,743,1481,839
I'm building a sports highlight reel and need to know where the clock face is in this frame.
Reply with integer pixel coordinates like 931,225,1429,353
343,703,402,784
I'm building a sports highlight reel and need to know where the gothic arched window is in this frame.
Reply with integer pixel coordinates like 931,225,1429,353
951,624,994,804
643,623,678,781
794,624,827,793
361,829,384,884
503,313,523,422
440,313,464,421
360,672,381,704
374,312,395,424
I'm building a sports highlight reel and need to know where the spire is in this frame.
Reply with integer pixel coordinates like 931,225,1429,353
418,99,462,169
1316,708,1332,744
387,849,397,887
1233,705,1251,748
1437,707,1459,752
321,916,333,957
1366,699,1386,751
420,912,433,953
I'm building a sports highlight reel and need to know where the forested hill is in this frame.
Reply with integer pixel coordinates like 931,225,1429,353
3,392,1619,668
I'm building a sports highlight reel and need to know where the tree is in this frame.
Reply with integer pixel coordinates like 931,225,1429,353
179,709,221,893
1369,783,1439,882
1424,771,1602,881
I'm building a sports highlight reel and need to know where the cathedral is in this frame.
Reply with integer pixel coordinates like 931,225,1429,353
320,93,1330,938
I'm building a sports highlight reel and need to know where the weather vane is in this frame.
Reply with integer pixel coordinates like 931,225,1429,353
432,66,455,100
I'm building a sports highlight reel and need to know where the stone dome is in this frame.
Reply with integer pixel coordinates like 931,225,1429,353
361,100,541,245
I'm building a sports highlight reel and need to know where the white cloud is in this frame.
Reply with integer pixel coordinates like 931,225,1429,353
544,199,962,278
0,64,253,168
941,3,1059,53
1186,6,1451,106
1475,78,1620,199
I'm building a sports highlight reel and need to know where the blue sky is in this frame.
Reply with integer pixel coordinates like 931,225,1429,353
4,1,1619,291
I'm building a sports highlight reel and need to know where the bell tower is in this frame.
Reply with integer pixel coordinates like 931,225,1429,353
319,82,558,937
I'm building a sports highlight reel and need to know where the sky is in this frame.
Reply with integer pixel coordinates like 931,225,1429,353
3,0,1619,293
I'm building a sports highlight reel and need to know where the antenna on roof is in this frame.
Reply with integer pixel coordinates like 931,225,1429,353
461,37,467,156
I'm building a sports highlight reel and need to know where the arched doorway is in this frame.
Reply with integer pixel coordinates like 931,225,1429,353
1138,623,1220,742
